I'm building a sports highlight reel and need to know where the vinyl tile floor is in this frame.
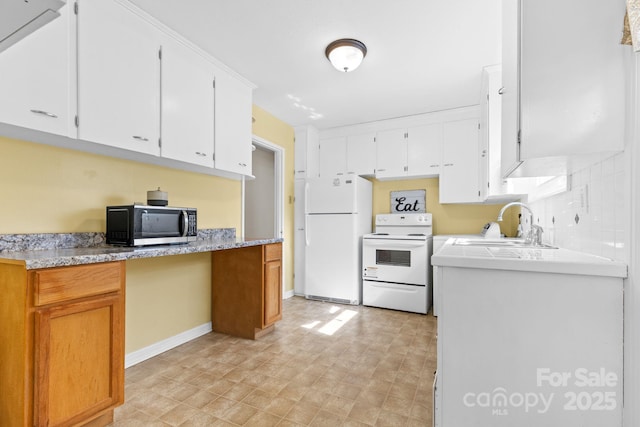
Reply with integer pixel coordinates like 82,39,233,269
109,296,437,426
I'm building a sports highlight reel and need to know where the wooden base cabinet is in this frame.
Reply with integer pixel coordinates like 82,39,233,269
0,261,125,427
212,243,282,339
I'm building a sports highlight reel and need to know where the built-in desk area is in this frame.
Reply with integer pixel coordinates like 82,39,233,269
0,230,282,427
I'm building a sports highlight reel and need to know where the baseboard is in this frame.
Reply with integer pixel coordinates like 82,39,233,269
125,322,212,368
283,289,295,299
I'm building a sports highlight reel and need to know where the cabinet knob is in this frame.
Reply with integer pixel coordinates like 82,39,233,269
30,109,58,118
132,135,149,142
498,87,505,95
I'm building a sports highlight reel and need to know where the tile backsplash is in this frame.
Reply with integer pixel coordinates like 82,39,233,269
528,152,628,262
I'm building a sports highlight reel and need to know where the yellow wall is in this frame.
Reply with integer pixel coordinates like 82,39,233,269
372,178,518,236
0,105,294,354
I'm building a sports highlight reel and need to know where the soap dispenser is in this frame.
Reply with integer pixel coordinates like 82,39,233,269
516,213,523,238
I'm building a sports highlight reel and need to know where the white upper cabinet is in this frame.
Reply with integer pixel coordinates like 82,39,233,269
294,125,320,179
346,133,376,176
376,125,442,180
319,136,347,177
502,0,627,177
160,36,215,167
212,68,253,175
77,0,160,156
74,0,254,177
0,1,74,137
407,124,442,177
480,64,509,200
375,129,407,179
439,118,482,204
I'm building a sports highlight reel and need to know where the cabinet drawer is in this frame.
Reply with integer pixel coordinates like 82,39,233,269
33,262,123,306
264,243,281,262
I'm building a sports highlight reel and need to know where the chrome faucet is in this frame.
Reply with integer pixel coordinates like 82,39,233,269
497,202,544,246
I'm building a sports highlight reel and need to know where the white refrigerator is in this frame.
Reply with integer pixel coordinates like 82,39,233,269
304,175,372,304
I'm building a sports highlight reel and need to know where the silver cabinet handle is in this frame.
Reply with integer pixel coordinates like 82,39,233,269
498,87,505,95
30,109,58,118
195,152,207,157
430,164,439,168
132,136,149,142
444,163,454,167
238,162,247,167
377,168,386,172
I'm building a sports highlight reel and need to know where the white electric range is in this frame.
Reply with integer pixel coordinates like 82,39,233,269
362,213,433,314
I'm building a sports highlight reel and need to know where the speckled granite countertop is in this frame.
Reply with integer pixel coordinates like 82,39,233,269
0,229,282,270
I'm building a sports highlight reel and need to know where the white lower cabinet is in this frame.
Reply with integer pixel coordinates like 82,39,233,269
160,36,215,167
293,179,306,295
439,118,482,204
435,265,623,426
77,0,161,156
0,1,74,137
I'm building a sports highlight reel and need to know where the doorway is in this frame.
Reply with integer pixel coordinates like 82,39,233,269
243,136,284,241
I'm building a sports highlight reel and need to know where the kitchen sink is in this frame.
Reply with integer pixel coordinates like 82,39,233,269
452,238,558,249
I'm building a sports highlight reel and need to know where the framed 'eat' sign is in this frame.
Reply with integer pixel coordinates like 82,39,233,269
390,190,426,213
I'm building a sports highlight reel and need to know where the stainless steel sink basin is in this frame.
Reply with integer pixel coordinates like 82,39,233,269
452,239,558,249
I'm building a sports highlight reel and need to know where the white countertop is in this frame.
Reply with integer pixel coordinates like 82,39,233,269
431,238,628,278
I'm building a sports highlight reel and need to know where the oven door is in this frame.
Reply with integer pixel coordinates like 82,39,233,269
362,237,427,286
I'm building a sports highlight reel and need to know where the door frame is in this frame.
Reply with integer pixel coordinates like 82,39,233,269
241,135,285,289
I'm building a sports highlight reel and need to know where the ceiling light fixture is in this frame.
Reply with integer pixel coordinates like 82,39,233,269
325,38,367,72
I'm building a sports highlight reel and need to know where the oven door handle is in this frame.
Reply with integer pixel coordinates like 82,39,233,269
363,239,427,249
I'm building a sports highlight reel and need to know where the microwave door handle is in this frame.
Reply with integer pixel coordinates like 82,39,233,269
181,210,188,237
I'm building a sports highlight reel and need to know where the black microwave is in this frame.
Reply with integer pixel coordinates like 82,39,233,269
106,205,197,246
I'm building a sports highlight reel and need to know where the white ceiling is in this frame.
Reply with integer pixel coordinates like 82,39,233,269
129,0,502,130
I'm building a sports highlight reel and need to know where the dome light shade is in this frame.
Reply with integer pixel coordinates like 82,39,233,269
325,39,367,72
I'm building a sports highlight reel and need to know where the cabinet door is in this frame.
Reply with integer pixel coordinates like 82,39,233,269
375,128,407,178
519,0,625,159
440,119,481,204
161,37,215,167
264,259,282,326
34,295,124,427
500,0,521,178
346,133,376,176
263,243,282,326
407,123,442,177
77,0,160,155
294,127,308,178
0,1,74,136
294,180,305,295
213,70,253,175
294,125,320,178
319,136,347,177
